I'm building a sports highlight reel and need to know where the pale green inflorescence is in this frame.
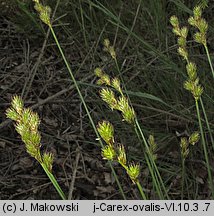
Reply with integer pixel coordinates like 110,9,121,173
103,38,116,60
117,145,127,167
33,0,52,27
111,77,122,94
180,137,189,159
127,163,140,184
188,5,208,46
189,131,200,146
180,132,200,160
6,95,54,172
99,88,118,110
95,67,136,124
170,12,204,101
97,120,114,146
95,67,111,86
148,135,158,161
102,145,116,161
117,96,136,124
97,120,141,184
170,15,188,61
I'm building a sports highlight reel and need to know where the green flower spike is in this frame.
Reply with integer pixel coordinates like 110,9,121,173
177,47,188,61
170,15,189,61
100,88,118,110
180,137,189,159
97,120,114,146
183,61,203,101
111,77,122,94
6,95,51,163
6,95,43,162
193,84,203,101
6,96,23,121
102,145,116,161
43,152,54,172
148,135,158,160
127,163,140,184
103,38,116,60
6,95,66,200
193,5,202,20
95,68,111,86
103,38,110,48
170,16,180,36
188,5,208,46
117,96,136,124
186,62,197,81
33,0,52,27
94,67,103,77
117,145,127,167
189,131,200,146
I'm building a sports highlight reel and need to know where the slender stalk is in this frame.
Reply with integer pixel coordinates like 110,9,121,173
204,45,214,79
107,161,126,199
41,163,66,200
49,26,126,199
201,46,214,150
181,157,185,200
195,99,214,198
200,98,214,152
135,119,169,199
136,181,147,200
134,125,164,199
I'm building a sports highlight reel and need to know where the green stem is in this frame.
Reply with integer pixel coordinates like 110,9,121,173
108,161,127,199
204,45,214,79
49,26,126,199
181,157,185,200
200,98,214,152
134,125,164,199
136,181,147,200
135,119,169,199
195,99,214,198
114,58,168,199
41,163,66,200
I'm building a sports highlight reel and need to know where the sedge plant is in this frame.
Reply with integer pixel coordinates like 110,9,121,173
170,5,214,198
97,120,147,199
32,0,126,199
180,132,200,199
187,5,214,151
95,39,169,199
188,5,214,79
6,95,66,200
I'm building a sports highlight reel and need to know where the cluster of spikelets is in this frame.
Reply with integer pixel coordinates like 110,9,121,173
180,132,200,160
95,39,136,124
95,39,140,184
97,120,140,184
95,61,140,183
95,67,136,124
188,5,208,46
95,39,158,185
33,0,51,27
170,6,205,160
170,8,205,101
6,95,54,172
103,39,117,60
